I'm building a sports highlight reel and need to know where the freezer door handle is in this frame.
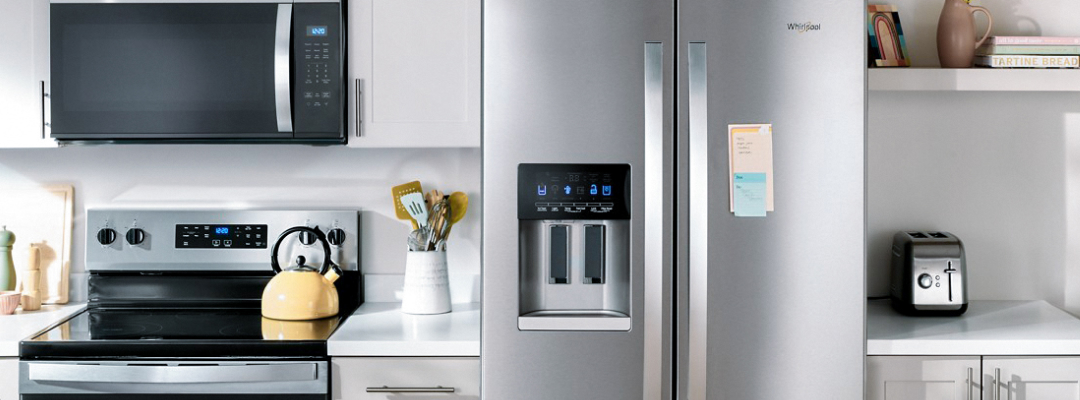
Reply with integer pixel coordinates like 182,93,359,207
642,40,667,400
686,41,709,400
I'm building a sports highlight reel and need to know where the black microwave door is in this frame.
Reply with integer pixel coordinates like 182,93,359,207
50,4,286,140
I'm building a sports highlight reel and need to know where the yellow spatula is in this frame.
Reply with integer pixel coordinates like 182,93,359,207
391,181,423,229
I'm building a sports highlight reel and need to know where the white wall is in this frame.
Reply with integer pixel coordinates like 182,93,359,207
868,0,1080,313
0,145,481,302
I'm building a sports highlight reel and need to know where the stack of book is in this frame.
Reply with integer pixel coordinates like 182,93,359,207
974,36,1080,68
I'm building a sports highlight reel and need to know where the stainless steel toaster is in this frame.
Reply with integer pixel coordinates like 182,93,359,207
890,231,968,316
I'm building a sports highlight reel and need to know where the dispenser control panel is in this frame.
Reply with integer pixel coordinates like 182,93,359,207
518,164,630,220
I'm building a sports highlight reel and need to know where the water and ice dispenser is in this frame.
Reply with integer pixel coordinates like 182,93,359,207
517,164,631,331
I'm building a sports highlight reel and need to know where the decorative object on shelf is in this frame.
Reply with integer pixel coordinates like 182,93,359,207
868,5,911,67
974,55,1079,68
0,226,14,291
19,244,41,311
0,291,20,315
937,0,993,68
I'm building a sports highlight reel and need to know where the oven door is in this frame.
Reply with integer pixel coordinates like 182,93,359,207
19,361,329,399
49,2,292,141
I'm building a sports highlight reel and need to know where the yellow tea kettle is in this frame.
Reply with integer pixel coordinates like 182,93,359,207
262,226,341,320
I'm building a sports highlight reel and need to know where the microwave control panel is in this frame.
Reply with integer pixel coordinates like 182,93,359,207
518,164,631,220
293,3,342,138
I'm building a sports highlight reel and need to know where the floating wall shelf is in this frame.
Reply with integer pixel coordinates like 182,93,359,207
869,67,1080,92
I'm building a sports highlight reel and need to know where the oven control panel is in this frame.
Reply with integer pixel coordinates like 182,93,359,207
86,209,359,272
175,224,268,249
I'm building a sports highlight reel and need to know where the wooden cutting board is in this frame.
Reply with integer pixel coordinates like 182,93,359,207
0,185,73,304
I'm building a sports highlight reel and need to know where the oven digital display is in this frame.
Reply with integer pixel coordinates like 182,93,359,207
176,224,268,249
307,25,328,36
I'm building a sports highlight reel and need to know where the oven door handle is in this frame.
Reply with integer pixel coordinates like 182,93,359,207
28,363,317,384
274,3,294,133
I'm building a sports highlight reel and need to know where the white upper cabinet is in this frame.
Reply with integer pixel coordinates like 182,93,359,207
346,0,480,148
0,0,54,148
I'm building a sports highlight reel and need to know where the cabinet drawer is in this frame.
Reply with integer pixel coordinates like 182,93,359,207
333,357,478,400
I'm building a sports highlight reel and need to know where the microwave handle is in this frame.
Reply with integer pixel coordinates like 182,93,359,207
274,4,294,132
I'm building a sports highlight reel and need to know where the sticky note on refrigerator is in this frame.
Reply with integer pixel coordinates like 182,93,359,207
733,173,767,217
728,124,774,214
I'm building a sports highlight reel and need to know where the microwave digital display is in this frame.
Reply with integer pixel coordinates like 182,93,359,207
307,25,328,36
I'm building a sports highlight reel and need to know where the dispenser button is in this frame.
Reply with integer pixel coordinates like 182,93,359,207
583,225,606,284
548,225,569,284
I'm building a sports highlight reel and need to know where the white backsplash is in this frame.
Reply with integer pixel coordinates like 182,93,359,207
0,145,481,303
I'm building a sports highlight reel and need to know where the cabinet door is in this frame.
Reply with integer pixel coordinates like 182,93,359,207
346,0,480,148
0,358,17,400
868,356,981,400
984,357,1080,400
0,0,54,148
333,357,478,400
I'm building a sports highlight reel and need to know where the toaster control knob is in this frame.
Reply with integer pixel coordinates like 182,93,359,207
97,228,117,245
918,273,933,289
125,228,146,245
327,228,346,246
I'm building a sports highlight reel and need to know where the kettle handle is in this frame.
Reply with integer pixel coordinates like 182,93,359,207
270,226,332,275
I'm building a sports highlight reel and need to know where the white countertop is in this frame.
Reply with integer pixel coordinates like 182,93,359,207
868,300,1080,356
0,303,86,357
328,302,479,357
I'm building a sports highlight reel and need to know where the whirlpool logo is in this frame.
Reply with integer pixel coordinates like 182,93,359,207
787,21,821,33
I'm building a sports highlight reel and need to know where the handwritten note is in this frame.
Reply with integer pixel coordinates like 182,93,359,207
733,173,767,217
728,124,774,215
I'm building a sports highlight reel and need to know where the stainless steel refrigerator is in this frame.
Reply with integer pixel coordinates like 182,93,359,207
482,0,865,398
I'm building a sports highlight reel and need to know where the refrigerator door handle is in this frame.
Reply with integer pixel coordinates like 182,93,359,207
686,41,709,400
642,41,665,400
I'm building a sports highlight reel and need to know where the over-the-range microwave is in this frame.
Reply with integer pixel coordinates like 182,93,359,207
48,0,343,144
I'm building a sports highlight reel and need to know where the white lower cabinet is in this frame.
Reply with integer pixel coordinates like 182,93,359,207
983,357,1080,400
333,357,479,400
867,356,981,400
0,358,17,400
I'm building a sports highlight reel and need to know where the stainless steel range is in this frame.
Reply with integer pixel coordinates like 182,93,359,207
19,209,360,400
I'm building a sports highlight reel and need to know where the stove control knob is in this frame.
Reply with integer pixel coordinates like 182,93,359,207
96,228,117,245
125,228,146,245
299,230,317,246
327,228,346,246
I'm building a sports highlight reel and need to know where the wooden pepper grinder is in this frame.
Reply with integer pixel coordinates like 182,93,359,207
0,226,15,291
20,244,41,311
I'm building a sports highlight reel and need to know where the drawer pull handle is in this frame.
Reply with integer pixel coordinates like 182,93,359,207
366,385,456,393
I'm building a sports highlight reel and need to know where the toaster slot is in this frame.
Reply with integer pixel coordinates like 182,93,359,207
929,232,948,239
907,232,927,239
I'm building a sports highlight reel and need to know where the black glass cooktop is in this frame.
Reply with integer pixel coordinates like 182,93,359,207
21,308,344,359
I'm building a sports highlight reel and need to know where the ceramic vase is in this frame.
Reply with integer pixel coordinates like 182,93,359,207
937,0,993,68
401,251,451,315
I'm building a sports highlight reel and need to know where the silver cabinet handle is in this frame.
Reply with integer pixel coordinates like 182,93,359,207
40,80,50,139
355,78,363,137
994,367,1001,400
972,367,980,399
29,363,316,384
274,4,294,133
366,386,455,393
686,40,708,400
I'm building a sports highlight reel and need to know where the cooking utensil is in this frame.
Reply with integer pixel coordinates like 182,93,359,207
438,192,470,250
425,190,444,211
391,181,424,230
402,193,430,229
426,197,451,250
262,227,341,321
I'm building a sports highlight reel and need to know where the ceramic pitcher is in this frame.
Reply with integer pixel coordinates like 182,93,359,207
937,0,993,68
